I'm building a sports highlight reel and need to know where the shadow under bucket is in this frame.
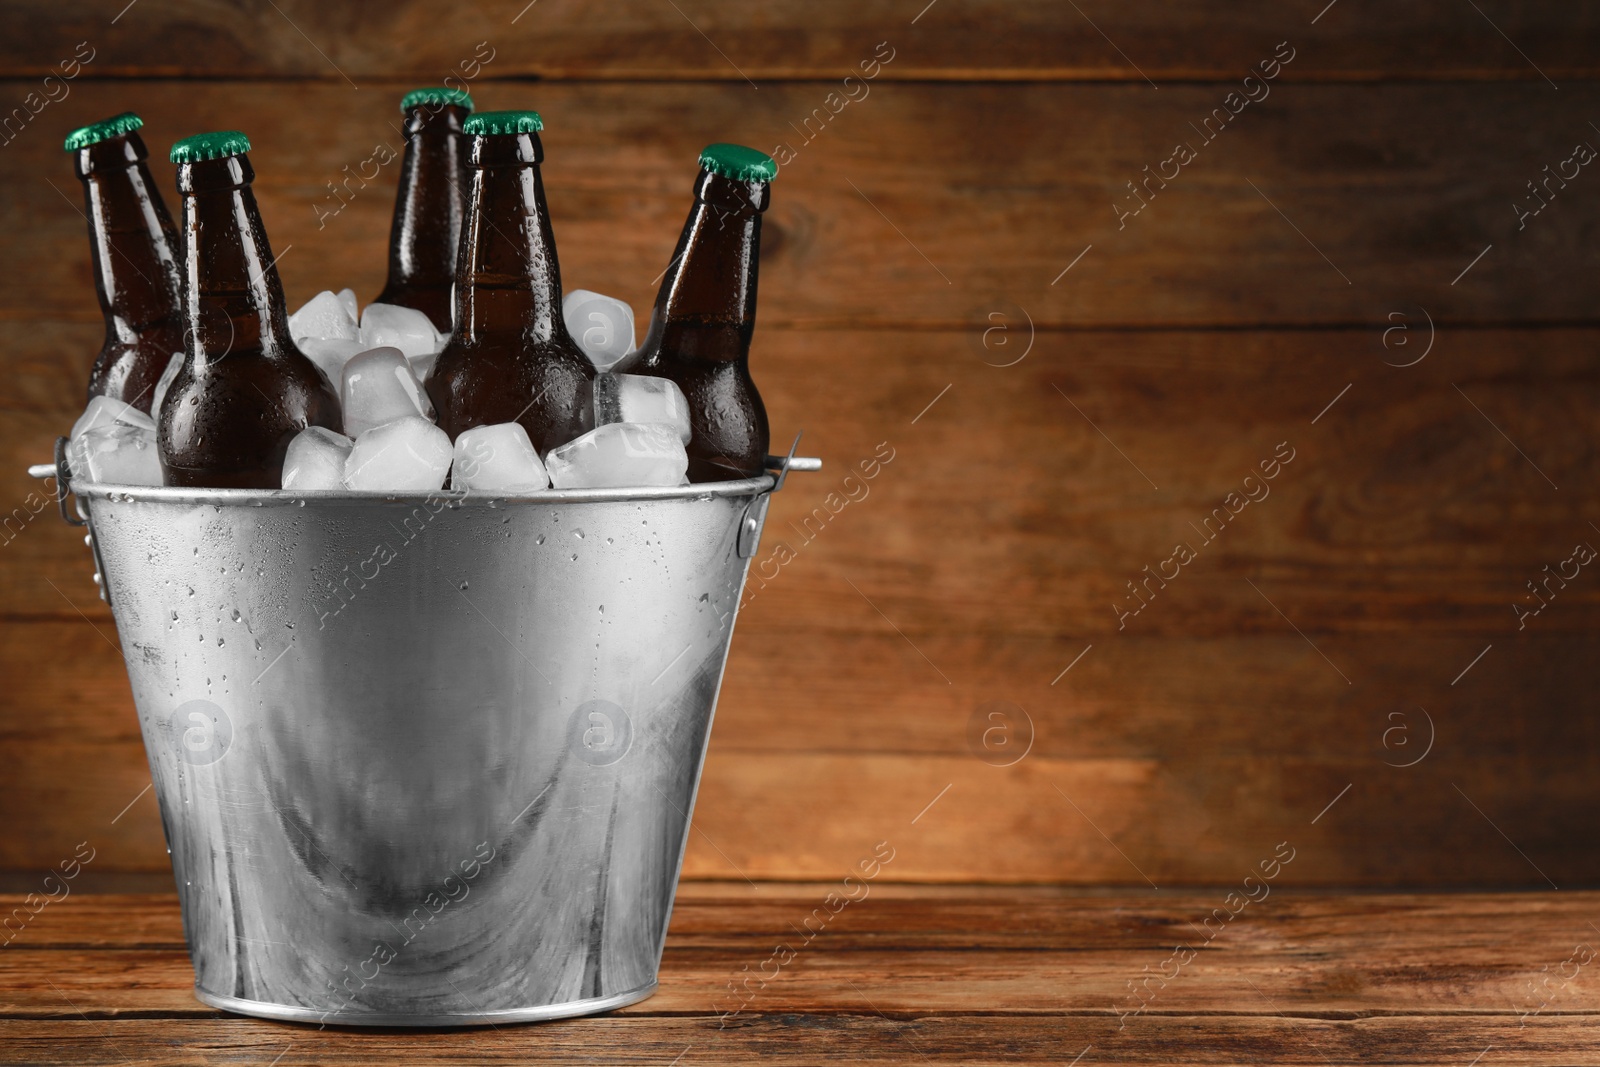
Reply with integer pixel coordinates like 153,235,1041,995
39,447,816,1026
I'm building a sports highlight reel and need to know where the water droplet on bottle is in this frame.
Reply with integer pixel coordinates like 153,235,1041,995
573,529,584,539
598,605,605,613
570,553,578,562
231,609,242,622
460,581,469,591
535,534,545,545
217,637,225,646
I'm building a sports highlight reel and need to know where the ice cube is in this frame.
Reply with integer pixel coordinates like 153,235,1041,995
336,288,359,323
298,338,365,390
288,290,359,343
149,352,184,422
71,395,156,441
453,422,549,492
360,302,439,359
563,289,636,372
69,423,162,486
592,373,691,443
280,426,353,491
344,416,453,492
408,349,439,384
546,423,687,489
341,347,434,438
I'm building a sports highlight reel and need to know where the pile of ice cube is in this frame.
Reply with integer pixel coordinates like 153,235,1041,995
66,288,697,493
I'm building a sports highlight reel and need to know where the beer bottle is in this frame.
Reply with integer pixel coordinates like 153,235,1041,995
635,144,774,482
65,112,184,413
375,87,473,334
426,110,593,453
159,131,340,488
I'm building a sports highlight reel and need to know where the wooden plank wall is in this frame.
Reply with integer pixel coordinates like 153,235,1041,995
1,1,1598,886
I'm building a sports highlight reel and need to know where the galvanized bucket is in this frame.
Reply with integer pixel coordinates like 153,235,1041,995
32,440,816,1027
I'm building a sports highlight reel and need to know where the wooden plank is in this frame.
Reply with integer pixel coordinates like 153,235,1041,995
5,664,1600,885
5,1,1599,81
8,1015,1599,1066
5,326,1597,631
6,82,1600,328
9,890,1600,1020
18,885,1600,952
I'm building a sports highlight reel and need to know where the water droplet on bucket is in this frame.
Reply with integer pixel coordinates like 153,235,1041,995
460,581,469,591
573,529,584,539
231,609,242,622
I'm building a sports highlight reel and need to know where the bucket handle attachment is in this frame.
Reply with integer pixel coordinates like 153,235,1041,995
30,438,112,605
31,437,85,527
740,433,822,559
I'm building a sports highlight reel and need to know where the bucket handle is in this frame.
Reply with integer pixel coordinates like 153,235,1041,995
30,438,113,605
30,437,86,528
740,434,822,558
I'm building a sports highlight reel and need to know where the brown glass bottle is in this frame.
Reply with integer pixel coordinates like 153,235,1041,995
634,144,775,483
426,110,593,453
65,113,184,413
158,131,340,489
375,88,473,333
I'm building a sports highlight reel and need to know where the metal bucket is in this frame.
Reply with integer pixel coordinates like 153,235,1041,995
33,442,816,1027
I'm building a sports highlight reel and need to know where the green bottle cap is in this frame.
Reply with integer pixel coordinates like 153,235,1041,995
401,87,475,114
170,131,252,164
699,143,777,182
463,110,544,136
63,112,144,151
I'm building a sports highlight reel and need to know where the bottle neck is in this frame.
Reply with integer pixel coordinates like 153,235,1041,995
453,132,566,345
644,169,767,362
74,133,182,344
176,155,294,365
386,103,470,292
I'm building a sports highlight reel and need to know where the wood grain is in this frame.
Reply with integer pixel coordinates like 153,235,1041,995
4,889,1600,1064
5,1,1599,81
6,81,1600,330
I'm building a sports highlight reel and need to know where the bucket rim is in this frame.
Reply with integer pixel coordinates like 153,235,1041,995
70,474,775,509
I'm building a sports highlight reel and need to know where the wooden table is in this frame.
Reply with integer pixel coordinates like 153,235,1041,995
4,885,1596,1065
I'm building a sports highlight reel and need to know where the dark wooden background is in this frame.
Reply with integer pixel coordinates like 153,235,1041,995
2,0,1598,888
